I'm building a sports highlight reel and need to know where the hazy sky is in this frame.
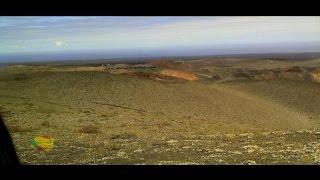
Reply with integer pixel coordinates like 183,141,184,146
0,16,320,62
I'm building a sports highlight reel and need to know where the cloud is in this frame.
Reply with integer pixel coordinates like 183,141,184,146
1,17,319,54
54,41,65,47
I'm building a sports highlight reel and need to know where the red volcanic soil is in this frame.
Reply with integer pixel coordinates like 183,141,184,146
148,60,193,70
125,71,172,81
160,69,198,81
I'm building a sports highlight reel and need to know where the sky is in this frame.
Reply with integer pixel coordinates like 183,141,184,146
0,16,320,62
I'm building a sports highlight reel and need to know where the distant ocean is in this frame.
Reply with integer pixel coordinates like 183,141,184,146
0,41,320,63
